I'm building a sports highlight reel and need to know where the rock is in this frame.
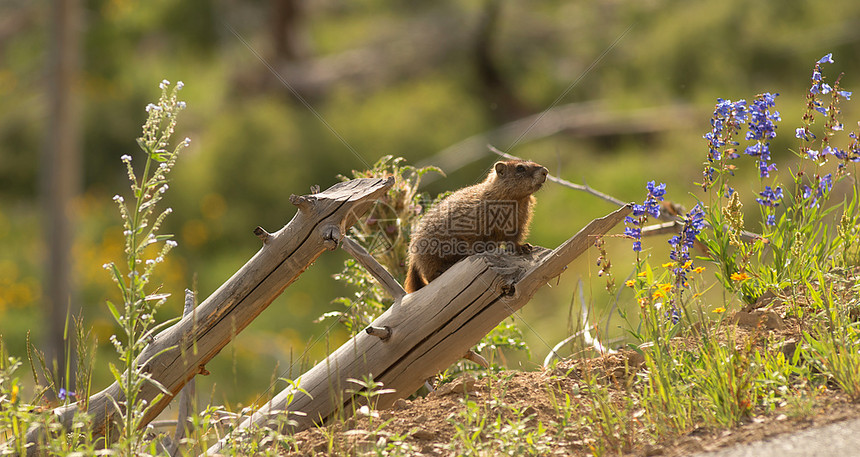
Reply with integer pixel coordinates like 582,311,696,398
313,441,328,453
781,339,798,360
410,428,437,440
393,398,411,410
643,444,665,456
432,374,478,397
730,310,784,330
743,289,779,312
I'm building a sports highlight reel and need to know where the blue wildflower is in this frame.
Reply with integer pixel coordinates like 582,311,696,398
703,99,748,189
58,388,76,401
795,127,815,141
668,306,682,324
756,186,783,208
839,90,852,100
756,186,783,226
625,181,667,252
803,174,834,208
667,204,705,285
744,93,780,177
820,173,833,193
810,55,833,97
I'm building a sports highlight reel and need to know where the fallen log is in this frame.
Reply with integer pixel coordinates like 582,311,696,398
206,204,632,454
17,177,394,455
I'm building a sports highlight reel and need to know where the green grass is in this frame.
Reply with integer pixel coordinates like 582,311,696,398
3,52,860,456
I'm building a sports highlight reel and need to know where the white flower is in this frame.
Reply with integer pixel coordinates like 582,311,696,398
113,195,124,202
177,101,187,109
120,155,132,163
155,256,164,263
123,230,132,236
164,208,173,214
145,103,162,112
160,79,170,90
159,185,169,194
176,81,184,90
166,240,178,248
102,263,112,270
183,137,191,146
146,259,156,266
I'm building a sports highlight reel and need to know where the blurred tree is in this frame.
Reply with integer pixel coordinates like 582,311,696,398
40,0,82,393
270,0,310,62
474,0,532,122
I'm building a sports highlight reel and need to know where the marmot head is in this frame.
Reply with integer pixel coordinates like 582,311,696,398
489,160,549,199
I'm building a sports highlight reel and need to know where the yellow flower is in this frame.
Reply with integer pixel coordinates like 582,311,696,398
712,307,726,314
637,271,648,277
682,260,693,269
658,283,673,293
11,384,18,403
662,262,675,268
693,266,706,274
625,279,636,288
652,290,666,300
730,272,750,281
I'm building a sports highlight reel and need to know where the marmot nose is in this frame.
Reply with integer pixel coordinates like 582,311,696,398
538,167,548,182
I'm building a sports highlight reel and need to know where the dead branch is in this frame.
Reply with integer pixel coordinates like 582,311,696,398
340,235,406,300
419,102,699,184
17,177,393,455
205,204,632,454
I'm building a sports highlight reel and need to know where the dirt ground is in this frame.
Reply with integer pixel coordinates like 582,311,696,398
284,357,860,456
284,290,860,456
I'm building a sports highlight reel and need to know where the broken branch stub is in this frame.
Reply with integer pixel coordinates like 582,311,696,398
207,204,632,454
19,177,393,454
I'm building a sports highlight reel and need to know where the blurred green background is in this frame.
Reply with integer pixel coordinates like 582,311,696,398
2,0,859,408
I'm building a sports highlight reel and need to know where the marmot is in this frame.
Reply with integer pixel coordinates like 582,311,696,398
405,160,548,293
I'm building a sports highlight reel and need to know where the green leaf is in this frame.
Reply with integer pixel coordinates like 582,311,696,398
108,363,124,384
136,137,149,153
151,150,169,162
111,264,128,296
106,300,122,325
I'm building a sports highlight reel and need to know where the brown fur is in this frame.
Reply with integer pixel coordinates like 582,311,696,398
405,160,548,293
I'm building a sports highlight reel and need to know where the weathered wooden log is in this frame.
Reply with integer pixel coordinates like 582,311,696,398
206,204,632,454
18,177,393,454
340,235,406,300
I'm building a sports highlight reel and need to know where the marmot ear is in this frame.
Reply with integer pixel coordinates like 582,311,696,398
494,162,506,175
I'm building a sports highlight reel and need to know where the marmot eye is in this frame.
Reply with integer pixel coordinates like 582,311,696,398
516,164,526,172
